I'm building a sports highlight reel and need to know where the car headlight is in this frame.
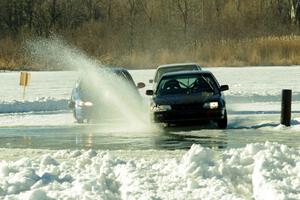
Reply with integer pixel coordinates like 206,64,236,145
151,105,172,112
76,101,84,107
203,102,219,109
76,101,94,107
84,101,93,106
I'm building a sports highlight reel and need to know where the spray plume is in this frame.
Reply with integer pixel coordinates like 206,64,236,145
26,36,154,132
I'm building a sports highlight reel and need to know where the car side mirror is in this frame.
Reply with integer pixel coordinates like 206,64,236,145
68,101,75,109
220,85,229,91
146,90,154,96
149,79,153,84
137,82,146,89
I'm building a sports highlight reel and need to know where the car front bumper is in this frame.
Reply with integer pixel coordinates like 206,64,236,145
74,106,95,120
152,108,225,123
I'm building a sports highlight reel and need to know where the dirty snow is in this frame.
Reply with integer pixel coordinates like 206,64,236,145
0,142,299,199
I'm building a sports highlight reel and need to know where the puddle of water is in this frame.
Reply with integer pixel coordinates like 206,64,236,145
0,121,299,151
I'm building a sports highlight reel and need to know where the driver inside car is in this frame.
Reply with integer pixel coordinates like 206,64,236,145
191,77,211,93
161,79,183,95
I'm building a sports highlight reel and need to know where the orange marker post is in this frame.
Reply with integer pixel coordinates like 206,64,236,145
19,72,31,100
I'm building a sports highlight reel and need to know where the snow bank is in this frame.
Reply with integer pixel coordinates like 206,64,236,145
0,97,69,113
252,143,300,200
0,142,299,199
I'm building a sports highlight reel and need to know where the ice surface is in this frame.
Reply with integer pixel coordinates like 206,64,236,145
1,66,300,114
1,67,300,199
0,71,76,102
1,67,300,130
0,142,299,199
0,98,68,113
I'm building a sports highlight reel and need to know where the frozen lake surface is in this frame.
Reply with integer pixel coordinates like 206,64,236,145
1,67,300,150
0,67,300,199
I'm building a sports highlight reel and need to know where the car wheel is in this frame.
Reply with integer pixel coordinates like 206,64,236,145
73,110,83,123
77,119,84,123
72,109,76,118
217,110,227,129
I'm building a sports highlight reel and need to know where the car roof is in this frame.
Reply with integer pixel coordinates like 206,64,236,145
158,70,215,82
157,63,201,69
100,67,128,73
161,70,212,78
79,67,130,82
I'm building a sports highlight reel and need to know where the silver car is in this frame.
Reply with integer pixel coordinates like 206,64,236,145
149,63,202,89
69,68,145,123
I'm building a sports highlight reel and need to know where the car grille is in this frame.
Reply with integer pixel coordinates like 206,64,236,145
171,104,203,111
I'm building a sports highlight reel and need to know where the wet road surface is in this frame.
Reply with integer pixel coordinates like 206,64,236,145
0,115,299,151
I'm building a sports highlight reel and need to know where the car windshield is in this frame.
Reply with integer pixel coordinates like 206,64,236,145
154,65,199,83
113,70,136,87
78,79,97,101
156,74,218,96
77,70,137,101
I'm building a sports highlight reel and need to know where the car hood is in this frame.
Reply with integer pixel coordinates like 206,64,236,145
153,93,220,105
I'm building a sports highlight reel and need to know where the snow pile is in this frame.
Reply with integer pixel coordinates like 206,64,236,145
0,97,69,113
251,143,300,200
0,142,299,199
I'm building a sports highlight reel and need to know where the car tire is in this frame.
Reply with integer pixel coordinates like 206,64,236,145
217,110,227,129
73,110,83,123
77,119,84,123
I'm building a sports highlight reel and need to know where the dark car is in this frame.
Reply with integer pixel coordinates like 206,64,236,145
146,70,229,128
69,67,145,123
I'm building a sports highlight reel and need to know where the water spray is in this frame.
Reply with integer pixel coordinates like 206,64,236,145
26,36,154,132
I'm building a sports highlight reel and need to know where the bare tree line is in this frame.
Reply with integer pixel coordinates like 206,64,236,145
0,0,300,69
